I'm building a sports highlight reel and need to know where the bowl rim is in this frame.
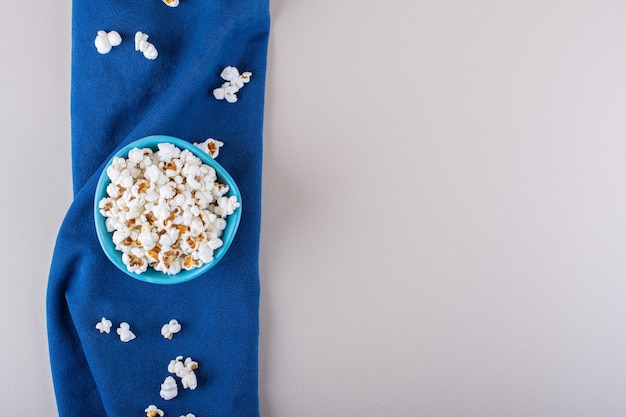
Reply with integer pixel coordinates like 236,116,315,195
94,135,242,285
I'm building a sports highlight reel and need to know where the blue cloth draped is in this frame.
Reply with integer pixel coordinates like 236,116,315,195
47,2,269,416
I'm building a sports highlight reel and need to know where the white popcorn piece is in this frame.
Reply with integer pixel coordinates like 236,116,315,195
207,237,223,250
216,195,241,217
180,414,196,417
181,357,199,390
95,317,112,334
128,147,152,164
138,225,159,250
122,248,149,274
116,322,136,342
144,164,166,185
181,370,198,390
157,142,182,162
159,376,179,400
196,242,215,264
105,183,120,199
163,0,180,6
168,356,198,390
213,66,252,103
94,30,122,54
213,83,239,103
161,319,182,339
222,83,239,103
167,356,183,374
214,218,227,230
193,138,224,159
143,43,158,60
220,66,240,83
212,86,225,100
145,405,164,417
212,183,229,199
156,249,183,275
135,31,158,60
240,71,252,84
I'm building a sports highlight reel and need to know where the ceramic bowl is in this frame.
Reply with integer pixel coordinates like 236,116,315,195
94,135,242,284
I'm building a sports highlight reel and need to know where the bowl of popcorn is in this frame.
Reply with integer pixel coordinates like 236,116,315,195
94,135,242,284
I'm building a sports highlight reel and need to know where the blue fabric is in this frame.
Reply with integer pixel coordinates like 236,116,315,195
47,2,270,416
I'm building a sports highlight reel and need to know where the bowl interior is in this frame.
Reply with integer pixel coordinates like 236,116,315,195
94,135,242,284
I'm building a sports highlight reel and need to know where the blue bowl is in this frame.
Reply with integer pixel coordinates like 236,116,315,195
94,135,242,284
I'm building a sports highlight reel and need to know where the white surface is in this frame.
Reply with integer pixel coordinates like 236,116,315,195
3,1,626,416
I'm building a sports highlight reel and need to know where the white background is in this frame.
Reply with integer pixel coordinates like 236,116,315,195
3,1,626,416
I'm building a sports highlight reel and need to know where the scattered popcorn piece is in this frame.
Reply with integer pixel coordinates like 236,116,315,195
116,322,136,342
156,142,181,161
193,138,224,159
94,30,122,54
163,0,180,6
168,356,198,390
108,31,122,46
184,357,198,370
161,319,182,339
240,71,252,84
180,414,196,417
99,144,240,275
220,66,243,87
135,31,158,60
212,66,252,103
145,405,164,417
181,371,198,390
181,357,199,390
212,86,225,100
95,317,112,334
213,83,239,103
160,376,179,400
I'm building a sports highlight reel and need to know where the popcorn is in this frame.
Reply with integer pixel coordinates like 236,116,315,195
99,144,240,275
159,376,178,400
135,31,158,60
161,319,182,339
122,248,149,274
220,66,251,89
213,66,252,103
180,414,196,417
116,322,136,342
163,0,180,6
193,138,224,159
213,83,240,103
95,317,112,334
137,231,158,251
128,147,152,164
216,195,241,217
168,356,198,390
156,249,183,275
94,30,122,54
157,142,181,161
145,405,164,417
